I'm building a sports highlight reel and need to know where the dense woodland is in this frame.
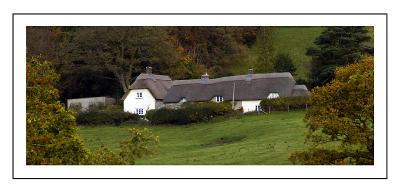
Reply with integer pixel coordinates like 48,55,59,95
27,26,373,103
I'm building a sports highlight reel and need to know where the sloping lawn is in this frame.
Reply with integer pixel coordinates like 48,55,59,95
272,26,324,80
228,27,324,80
78,110,308,165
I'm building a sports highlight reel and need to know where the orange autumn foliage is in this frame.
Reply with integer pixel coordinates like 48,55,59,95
289,56,374,165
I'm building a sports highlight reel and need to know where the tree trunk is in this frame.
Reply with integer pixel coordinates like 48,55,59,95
117,74,129,93
120,78,128,93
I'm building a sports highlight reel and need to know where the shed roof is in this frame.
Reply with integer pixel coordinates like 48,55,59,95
291,85,310,97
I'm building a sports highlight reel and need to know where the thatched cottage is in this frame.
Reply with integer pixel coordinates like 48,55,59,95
122,67,309,115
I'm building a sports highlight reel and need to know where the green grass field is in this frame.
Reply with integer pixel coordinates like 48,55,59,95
227,27,324,80
272,26,324,80
78,110,308,165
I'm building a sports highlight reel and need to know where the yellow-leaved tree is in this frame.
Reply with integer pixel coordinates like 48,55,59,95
27,57,88,164
289,56,374,165
27,57,160,165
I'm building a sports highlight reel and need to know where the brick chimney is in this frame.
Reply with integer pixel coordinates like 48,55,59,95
146,66,152,74
201,72,209,84
246,68,253,81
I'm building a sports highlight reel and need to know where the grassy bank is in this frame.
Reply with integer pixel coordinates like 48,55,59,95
227,27,324,80
78,110,307,165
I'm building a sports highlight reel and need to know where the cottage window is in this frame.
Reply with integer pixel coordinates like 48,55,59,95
216,96,224,103
136,92,143,99
136,108,144,115
267,93,279,99
255,105,262,112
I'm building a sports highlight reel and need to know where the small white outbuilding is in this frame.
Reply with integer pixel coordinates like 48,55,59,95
67,96,116,111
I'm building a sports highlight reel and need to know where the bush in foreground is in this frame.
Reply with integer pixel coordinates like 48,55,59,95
27,57,88,164
27,57,159,165
289,57,374,165
120,128,160,164
83,128,159,165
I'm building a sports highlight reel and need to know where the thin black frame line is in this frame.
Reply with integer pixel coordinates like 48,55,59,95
12,13,387,15
12,12,15,180
13,177,388,180
12,13,388,179
386,13,389,179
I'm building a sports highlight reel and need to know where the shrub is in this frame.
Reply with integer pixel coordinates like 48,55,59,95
83,146,126,165
84,128,160,165
146,102,236,125
76,105,140,126
260,96,310,112
120,128,160,164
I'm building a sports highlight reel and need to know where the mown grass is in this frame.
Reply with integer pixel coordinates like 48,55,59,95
78,110,308,165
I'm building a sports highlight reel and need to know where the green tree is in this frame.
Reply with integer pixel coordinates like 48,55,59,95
70,27,180,93
26,57,88,164
230,26,259,47
170,27,247,78
306,27,372,87
273,53,296,75
289,57,374,165
167,54,205,80
26,57,160,165
27,27,261,99
27,27,61,63
27,27,121,102
254,27,275,73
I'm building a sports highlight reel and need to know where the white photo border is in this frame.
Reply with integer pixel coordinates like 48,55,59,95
13,13,388,179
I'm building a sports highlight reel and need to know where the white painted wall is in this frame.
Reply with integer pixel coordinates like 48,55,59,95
233,100,261,113
123,89,156,115
233,101,243,110
67,96,115,111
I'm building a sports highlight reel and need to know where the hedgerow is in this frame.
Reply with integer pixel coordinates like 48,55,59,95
75,105,141,126
260,96,310,112
146,102,236,125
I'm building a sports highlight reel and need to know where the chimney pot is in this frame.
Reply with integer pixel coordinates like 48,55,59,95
201,72,209,84
146,66,152,74
246,68,253,81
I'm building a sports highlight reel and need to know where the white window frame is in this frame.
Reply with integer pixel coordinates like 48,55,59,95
216,96,224,103
267,92,280,99
136,108,144,115
255,105,262,112
136,92,143,99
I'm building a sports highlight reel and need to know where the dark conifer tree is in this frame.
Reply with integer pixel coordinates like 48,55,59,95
273,53,296,75
306,27,372,87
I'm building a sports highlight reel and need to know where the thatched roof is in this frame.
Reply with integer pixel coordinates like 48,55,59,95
291,85,310,97
121,73,172,100
163,73,299,103
123,72,310,102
